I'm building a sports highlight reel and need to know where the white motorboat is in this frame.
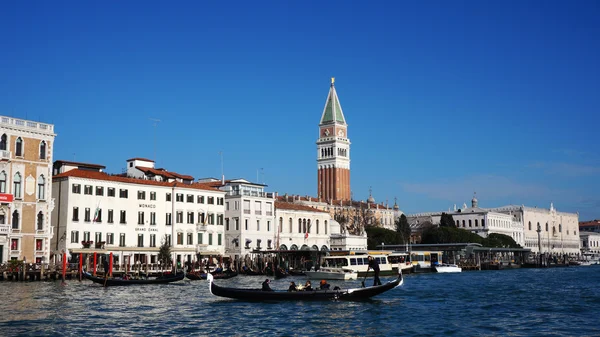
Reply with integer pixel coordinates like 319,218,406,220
434,264,462,273
304,267,358,280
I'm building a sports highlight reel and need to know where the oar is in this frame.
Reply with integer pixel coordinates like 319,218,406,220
361,266,370,288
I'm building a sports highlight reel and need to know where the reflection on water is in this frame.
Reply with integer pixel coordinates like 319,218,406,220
1,268,600,336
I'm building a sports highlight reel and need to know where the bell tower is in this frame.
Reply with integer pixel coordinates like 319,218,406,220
317,77,351,201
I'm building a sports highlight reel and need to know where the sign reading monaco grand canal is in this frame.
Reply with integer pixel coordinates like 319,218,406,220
0,193,13,202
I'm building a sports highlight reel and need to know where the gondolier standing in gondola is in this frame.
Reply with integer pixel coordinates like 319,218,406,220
367,256,382,286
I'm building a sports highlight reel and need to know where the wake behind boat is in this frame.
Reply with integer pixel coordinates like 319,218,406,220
83,271,185,286
207,271,403,301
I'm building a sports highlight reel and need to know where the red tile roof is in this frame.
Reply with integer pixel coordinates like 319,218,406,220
168,172,194,181
275,201,328,213
135,166,194,181
53,169,222,192
580,220,600,227
127,157,155,162
275,195,393,210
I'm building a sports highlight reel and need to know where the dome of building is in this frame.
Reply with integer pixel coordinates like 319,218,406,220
471,195,478,208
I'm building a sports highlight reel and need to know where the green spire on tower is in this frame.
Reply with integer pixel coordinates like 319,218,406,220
320,77,347,125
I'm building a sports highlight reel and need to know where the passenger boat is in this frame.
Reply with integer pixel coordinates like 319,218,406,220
321,254,394,276
304,267,358,280
207,271,403,301
434,263,462,273
83,271,185,286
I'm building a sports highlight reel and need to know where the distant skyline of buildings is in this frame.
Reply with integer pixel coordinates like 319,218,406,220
0,78,596,262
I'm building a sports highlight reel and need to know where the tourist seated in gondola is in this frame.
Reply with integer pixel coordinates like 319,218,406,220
288,281,298,292
319,280,331,290
262,279,273,291
303,280,313,291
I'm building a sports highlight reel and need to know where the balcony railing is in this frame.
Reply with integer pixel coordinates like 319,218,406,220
226,190,274,198
243,209,250,214
255,210,262,215
1,116,54,133
265,211,273,216
0,150,10,161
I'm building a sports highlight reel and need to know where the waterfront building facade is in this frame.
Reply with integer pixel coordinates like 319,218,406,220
491,203,579,255
0,116,56,264
407,199,580,255
282,194,399,233
317,78,351,202
408,197,525,247
198,178,276,261
51,158,226,266
580,231,600,254
274,201,331,252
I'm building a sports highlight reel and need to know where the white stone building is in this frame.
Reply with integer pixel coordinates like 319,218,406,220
274,201,332,252
580,232,600,254
407,197,525,247
51,158,226,266
0,116,56,264
491,203,579,255
407,198,580,255
197,178,276,261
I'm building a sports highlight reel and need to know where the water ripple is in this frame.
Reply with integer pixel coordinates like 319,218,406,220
1,267,600,336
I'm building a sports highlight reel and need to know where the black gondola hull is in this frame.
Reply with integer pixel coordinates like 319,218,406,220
83,272,184,286
208,272,403,301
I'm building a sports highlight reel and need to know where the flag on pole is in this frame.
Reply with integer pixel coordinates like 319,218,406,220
93,201,101,223
93,207,100,222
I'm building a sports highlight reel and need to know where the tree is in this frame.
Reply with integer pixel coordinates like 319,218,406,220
439,212,456,227
365,227,403,250
158,235,172,270
395,214,411,244
483,233,521,248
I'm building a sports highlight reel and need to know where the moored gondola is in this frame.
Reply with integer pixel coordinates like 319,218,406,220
83,271,184,286
187,270,238,280
207,271,403,301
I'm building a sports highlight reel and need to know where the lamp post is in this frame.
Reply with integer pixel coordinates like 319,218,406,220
536,223,542,267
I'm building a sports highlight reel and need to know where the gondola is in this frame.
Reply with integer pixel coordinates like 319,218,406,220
288,269,306,276
83,271,185,286
207,271,403,301
186,270,238,281
274,268,289,279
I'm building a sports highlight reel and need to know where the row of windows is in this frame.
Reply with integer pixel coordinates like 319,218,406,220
0,171,46,200
0,134,48,160
222,217,329,235
71,207,224,226
2,210,46,230
70,231,223,247
527,221,576,236
456,219,486,228
9,238,46,252
72,184,223,204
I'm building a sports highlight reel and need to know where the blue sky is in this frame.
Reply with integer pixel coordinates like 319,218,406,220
1,1,599,220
